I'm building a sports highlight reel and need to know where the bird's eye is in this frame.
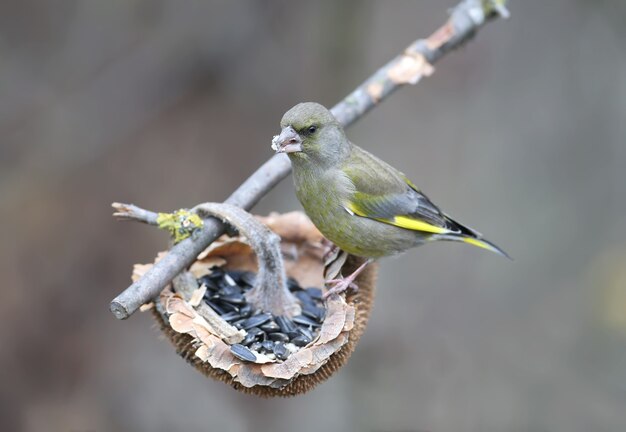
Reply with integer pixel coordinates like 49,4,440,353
307,125,317,134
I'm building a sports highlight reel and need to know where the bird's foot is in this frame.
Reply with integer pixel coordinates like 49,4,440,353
322,259,372,300
324,278,359,298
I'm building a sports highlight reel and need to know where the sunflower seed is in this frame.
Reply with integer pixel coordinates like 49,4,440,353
297,327,313,340
249,342,263,352
293,315,320,327
294,291,314,306
215,300,238,313
240,272,256,287
275,316,297,334
207,267,225,280
223,273,237,286
242,332,257,346
247,327,265,339
273,343,288,360
225,270,245,283
233,318,247,329
230,344,256,362
261,340,275,352
291,334,311,347
260,321,280,333
241,313,272,330
220,293,245,305
287,277,302,291
206,301,226,315
305,287,323,300
302,304,325,322
199,276,219,292
268,332,289,342
239,304,253,318
218,285,241,297
220,311,241,322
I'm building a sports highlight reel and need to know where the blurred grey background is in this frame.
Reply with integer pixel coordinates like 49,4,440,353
2,1,626,431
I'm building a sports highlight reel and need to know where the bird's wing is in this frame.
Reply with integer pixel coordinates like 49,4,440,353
341,144,510,258
341,144,460,235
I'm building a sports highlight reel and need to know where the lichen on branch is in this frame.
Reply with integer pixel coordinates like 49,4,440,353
156,210,204,243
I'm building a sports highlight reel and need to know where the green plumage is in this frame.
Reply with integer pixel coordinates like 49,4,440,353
275,102,508,259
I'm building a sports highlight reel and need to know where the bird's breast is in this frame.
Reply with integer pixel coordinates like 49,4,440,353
293,169,347,229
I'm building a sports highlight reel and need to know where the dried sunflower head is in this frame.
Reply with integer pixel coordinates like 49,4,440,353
135,211,377,397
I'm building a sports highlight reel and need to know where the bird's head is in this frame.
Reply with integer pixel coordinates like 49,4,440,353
272,102,348,165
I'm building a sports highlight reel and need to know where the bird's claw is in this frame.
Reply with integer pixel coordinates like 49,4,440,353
322,258,372,300
323,278,359,299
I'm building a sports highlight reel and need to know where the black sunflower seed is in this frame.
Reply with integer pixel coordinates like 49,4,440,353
214,300,239,313
239,304,253,318
287,331,301,339
268,332,289,342
220,293,246,305
199,276,219,292
293,315,321,327
218,285,241,297
287,277,302,291
225,270,245,283
206,301,226,315
223,273,237,287
297,327,313,340
220,311,241,322
232,318,247,329
241,313,272,330
260,321,280,333
275,316,297,334
305,287,323,300
247,327,265,339
242,332,257,346
240,272,256,287
273,342,289,360
207,267,225,280
291,334,311,347
230,344,257,362
294,291,314,306
261,340,275,352
302,304,326,322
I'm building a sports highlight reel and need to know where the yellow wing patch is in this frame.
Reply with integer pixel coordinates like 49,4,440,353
346,202,449,234
384,215,449,234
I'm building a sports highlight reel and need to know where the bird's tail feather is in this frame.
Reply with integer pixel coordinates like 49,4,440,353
432,233,510,259
460,236,511,259
433,215,511,259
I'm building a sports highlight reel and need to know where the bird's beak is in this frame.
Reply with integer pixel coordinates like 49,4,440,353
271,126,302,154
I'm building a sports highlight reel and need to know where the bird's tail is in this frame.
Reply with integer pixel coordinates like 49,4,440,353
433,217,511,259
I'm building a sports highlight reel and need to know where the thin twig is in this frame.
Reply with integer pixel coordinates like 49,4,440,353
110,0,509,319
112,202,159,225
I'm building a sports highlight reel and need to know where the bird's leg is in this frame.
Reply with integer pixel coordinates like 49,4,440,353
323,258,372,299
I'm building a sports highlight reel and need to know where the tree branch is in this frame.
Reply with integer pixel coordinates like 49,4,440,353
110,0,509,320
112,202,159,225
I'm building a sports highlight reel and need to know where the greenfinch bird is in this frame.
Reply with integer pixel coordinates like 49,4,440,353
272,102,508,296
